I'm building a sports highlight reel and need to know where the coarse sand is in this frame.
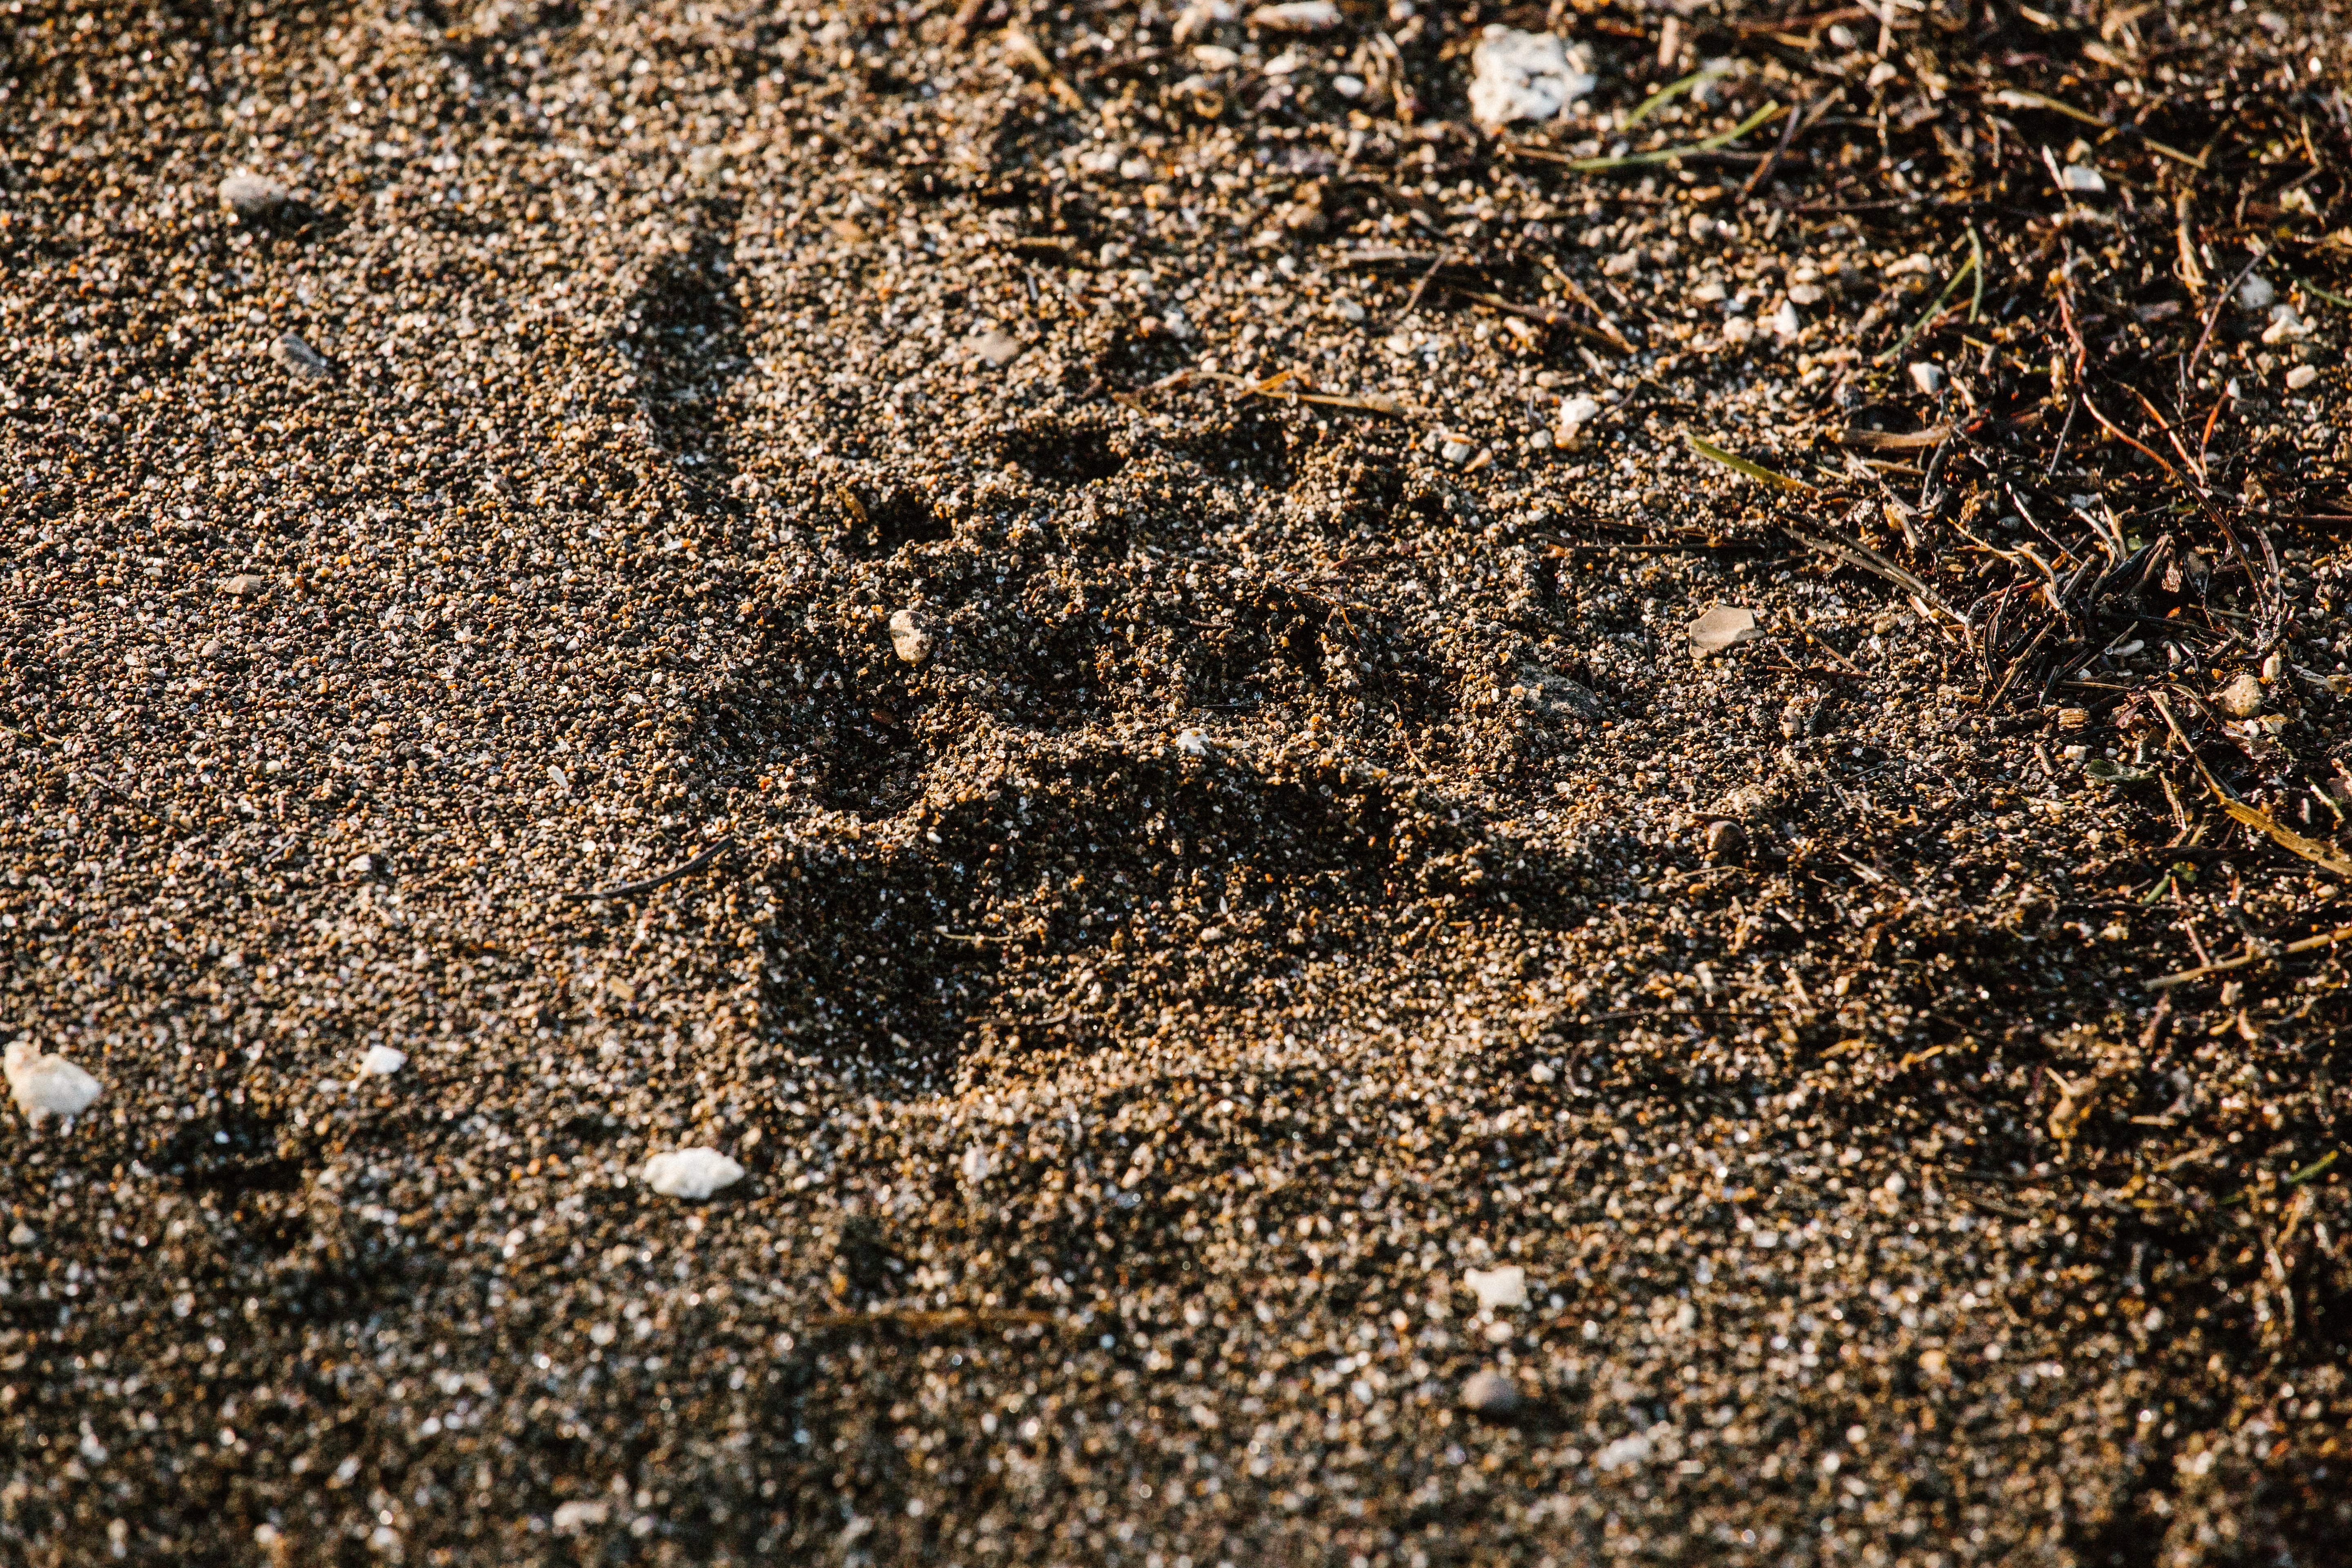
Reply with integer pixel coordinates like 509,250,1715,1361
5,0,2352,1563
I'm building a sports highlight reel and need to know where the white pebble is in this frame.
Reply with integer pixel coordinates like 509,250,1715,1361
359,1045,408,1077
1558,394,1603,432
1176,728,1212,757
4,1040,102,1129
1595,1431,1653,1472
1907,362,1945,396
2286,364,2319,392
1768,298,1802,342
887,608,933,665
960,1144,994,1183
2238,274,2276,310
1249,1,1339,30
552,1500,610,1534
1463,1263,1527,1310
1467,28,1597,130
2058,163,2105,192
642,1147,746,1200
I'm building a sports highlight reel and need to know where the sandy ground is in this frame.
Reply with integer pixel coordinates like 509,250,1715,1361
4,0,2352,1563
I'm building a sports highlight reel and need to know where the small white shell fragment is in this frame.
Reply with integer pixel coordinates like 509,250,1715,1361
1908,361,1946,396
1688,604,1762,653
2238,274,2276,310
2058,163,2105,193
887,608,933,665
1463,1264,1527,1310
1558,393,1603,432
4,1040,103,1129
643,1147,746,1200
359,1045,408,1077
2286,364,2319,391
1250,1,1339,31
1176,728,1212,757
1468,29,1597,130
1768,298,1802,342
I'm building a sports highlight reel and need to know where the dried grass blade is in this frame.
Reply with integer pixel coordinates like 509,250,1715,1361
1876,249,1978,365
2217,799,2352,877
1688,433,1815,492
1549,101,1783,173
2151,693,2352,875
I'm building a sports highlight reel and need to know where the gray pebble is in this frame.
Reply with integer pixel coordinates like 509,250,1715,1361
218,173,290,220
272,332,333,381
1462,1368,1520,1417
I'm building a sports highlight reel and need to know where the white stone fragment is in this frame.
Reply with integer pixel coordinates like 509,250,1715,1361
359,1045,409,1077
2238,274,2275,310
1595,1431,1654,1472
1250,1,1339,31
1467,29,1597,130
1558,393,1603,434
1688,604,1762,653
1463,1264,1527,1310
888,608,933,665
2058,164,2105,193
1908,362,1946,396
552,1500,610,1534
2261,304,2306,345
2286,364,2319,392
1768,298,1802,342
960,1144,994,1183
4,1040,102,1129
1176,728,1212,757
642,1147,745,1200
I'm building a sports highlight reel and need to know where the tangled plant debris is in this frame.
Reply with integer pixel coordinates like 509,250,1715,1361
2,0,2349,1563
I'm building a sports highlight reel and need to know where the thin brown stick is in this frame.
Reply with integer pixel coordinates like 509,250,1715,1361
2080,399,2183,482
1740,92,1809,201
563,837,739,902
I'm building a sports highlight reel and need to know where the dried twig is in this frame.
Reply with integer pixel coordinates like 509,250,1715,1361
2145,922,2352,991
564,837,739,902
